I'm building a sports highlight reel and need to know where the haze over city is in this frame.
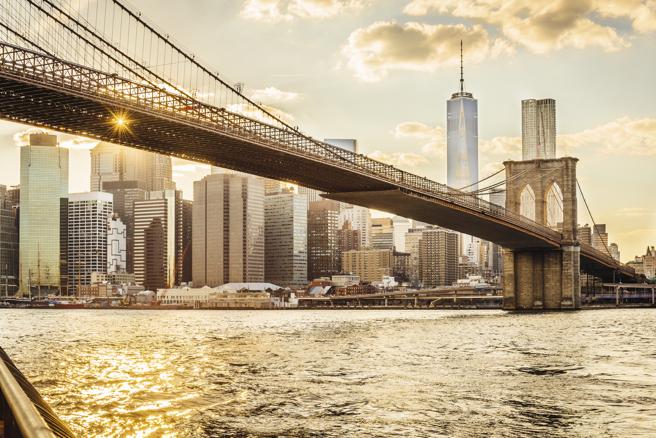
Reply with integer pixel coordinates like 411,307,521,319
0,0,654,261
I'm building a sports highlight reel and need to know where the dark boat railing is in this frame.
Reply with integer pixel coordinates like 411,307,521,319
0,347,75,437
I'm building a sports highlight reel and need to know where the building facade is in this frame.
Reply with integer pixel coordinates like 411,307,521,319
134,191,178,290
341,248,393,283
521,98,556,160
307,199,341,280
265,188,308,288
418,228,459,288
67,192,113,288
0,185,19,295
108,214,127,273
179,199,193,285
592,224,609,252
371,217,394,250
19,133,69,296
192,172,265,287
339,205,371,249
90,142,175,192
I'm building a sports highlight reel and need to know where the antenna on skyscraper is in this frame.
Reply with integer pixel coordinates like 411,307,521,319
460,40,464,93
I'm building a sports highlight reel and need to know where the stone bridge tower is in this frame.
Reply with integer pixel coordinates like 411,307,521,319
503,157,581,310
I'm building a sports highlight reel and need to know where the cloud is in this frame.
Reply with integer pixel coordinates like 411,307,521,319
402,0,649,53
560,116,656,156
226,102,296,125
479,136,521,156
394,121,446,156
367,150,429,168
241,0,367,22
615,207,656,217
341,21,499,81
249,86,300,104
13,128,99,150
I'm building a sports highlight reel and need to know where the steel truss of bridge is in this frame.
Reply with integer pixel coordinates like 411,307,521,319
0,42,635,281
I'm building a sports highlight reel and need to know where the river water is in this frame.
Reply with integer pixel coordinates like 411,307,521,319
0,309,654,437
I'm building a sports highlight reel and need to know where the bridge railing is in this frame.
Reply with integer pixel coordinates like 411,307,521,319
0,42,562,243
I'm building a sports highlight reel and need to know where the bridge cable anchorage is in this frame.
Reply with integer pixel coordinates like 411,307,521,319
576,179,615,260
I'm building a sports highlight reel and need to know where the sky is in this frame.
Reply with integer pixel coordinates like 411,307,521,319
0,0,655,262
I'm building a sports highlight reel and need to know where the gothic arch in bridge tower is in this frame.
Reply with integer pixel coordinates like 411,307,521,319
519,184,536,221
545,181,564,230
502,157,581,311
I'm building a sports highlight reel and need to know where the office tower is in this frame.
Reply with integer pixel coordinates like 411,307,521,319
107,214,127,273
609,243,620,261
392,216,411,252
67,192,113,288
447,42,479,266
264,179,284,196
19,133,69,296
100,181,147,273
324,138,358,153
371,217,394,250
150,154,175,191
522,98,556,160
404,228,424,285
134,190,179,290
307,199,341,280
592,224,609,252
297,186,323,205
339,205,371,248
193,173,265,286
341,248,393,283
0,185,19,295
578,224,592,245
60,198,69,295
447,42,478,191
90,142,175,192
418,228,458,287
338,221,361,254
93,142,175,274
393,251,411,283
179,199,193,285
265,188,308,288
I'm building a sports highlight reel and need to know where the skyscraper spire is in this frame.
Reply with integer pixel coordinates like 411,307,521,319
460,40,464,93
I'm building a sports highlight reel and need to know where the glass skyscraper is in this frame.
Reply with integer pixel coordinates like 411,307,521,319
447,76,478,189
264,188,307,288
19,133,69,296
522,98,556,160
447,43,480,264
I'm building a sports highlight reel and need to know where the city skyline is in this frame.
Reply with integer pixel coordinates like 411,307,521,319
0,0,654,261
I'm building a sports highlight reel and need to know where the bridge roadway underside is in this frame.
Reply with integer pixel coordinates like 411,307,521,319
0,73,634,281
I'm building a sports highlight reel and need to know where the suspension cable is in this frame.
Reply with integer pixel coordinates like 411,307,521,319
457,166,504,191
576,179,614,259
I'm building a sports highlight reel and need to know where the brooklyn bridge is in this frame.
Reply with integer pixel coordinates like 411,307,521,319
0,0,637,311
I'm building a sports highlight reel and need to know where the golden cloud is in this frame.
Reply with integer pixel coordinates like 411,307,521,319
367,150,429,168
241,0,367,22
341,21,506,81
394,121,446,156
249,86,300,104
403,0,651,53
